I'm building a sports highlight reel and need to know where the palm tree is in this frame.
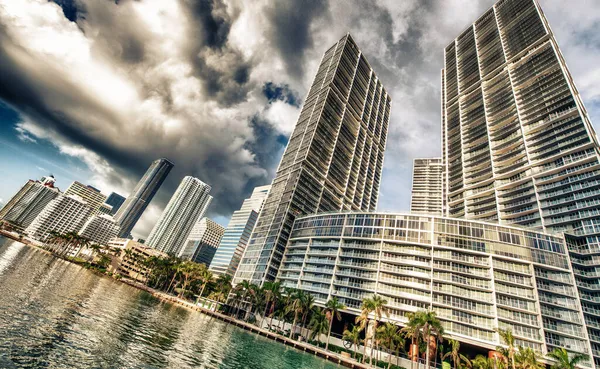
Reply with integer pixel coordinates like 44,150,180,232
343,325,363,359
377,322,400,369
324,297,345,350
239,280,253,320
402,311,422,369
417,310,444,369
197,266,213,301
261,281,281,328
515,347,543,369
368,295,389,366
285,289,305,339
308,307,329,345
300,293,315,339
472,355,495,369
356,297,375,364
442,339,470,369
497,329,517,369
548,347,588,369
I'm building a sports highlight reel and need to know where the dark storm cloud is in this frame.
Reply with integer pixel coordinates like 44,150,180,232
265,0,331,79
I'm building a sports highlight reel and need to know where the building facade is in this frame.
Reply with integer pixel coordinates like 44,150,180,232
79,214,120,245
279,212,592,364
105,192,126,215
441,0,600,364
235,34,391,285
410,158,444,215
0,179,60,228
108,239,167,283
209,185,270,277
146,176,212,255
64,181,107,214
25,194,94,241
114,158,174,238
180,217,225,266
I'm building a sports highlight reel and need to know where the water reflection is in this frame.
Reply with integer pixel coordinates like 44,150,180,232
0,236,340,369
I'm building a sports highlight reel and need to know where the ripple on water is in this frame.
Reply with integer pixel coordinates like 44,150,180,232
0,237,342,369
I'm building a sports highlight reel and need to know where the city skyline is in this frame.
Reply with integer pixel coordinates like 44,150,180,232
1,1,598,241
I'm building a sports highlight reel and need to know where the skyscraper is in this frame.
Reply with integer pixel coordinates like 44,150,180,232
442,0,600,364
79,214,120,246
64,181,107,214
209,185,270,277
235,34,391,285
180,217,225,266
25,194,94,241
114,158,173,238
146,176,212,255
410,158,444,215
105,192,126,215
0,179,60,228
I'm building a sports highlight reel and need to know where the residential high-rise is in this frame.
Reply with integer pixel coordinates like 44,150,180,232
64,181,107,214
180,217,225,266
25,194,94,241
105,192,126,215
146,176,212,255
79,214,120,245
0,179,60,228
442,0,600,364
410,158,444,215
97,203,113,216
114,158,173,238
209,185,270,277
235,34,391,285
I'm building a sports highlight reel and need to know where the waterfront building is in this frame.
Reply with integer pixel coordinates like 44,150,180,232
279,212,591,363
79,214,120,246
0,179,60,228
107,239,167,283
441,0,600,363
64,181,107,214
105,192,126,215
146,176,212,256
114,158,174,238
180,217,225,266
410,158,444,215
235,34,391,285
209,185,271,277
25,194,94,241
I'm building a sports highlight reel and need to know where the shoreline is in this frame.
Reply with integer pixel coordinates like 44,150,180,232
1,232,369,369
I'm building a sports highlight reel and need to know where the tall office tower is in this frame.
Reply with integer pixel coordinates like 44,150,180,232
146,176,212,255
114,158,174,238
105,192,126,215
410,158,444,215
0,179,60,228
180,217,225,266
235,34,391,285
64,181,107,213
25,194,94,241
209,185,271,277
79,214,120,245
442,0,600,364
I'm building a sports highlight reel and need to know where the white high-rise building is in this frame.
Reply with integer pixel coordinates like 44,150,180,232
209,185,270,277
180,217,225,266
0,179,60,228
410,158,444,215
64,181,107,214
79,214,120,245
146,176,212,255
25,194,94,241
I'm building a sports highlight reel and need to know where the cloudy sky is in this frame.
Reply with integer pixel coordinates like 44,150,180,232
0,0,599,239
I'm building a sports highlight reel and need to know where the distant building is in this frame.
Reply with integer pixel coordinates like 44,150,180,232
79,214,120,245
181,217,225,266
0,179,60,228
108,239,167,283
64,181,107,214
115,158,174,238
147,176,212,255
410,158,444,215
105,192,125,215
25,194,94,241
209,185,270,277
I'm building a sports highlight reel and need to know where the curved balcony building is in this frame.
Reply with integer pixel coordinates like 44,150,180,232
278,212,591,362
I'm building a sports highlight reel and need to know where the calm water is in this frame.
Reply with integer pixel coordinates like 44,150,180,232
0,236,340,369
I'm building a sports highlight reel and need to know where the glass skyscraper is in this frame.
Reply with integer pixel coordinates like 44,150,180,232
105,192,126,215
146,176,212,256
442,0,600,364
114,158,173,238
235,34,391,285
209,185,270,277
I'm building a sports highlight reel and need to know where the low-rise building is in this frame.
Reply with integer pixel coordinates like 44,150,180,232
108,239,167,283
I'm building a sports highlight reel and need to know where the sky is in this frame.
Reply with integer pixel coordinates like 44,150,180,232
0,0,599,239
